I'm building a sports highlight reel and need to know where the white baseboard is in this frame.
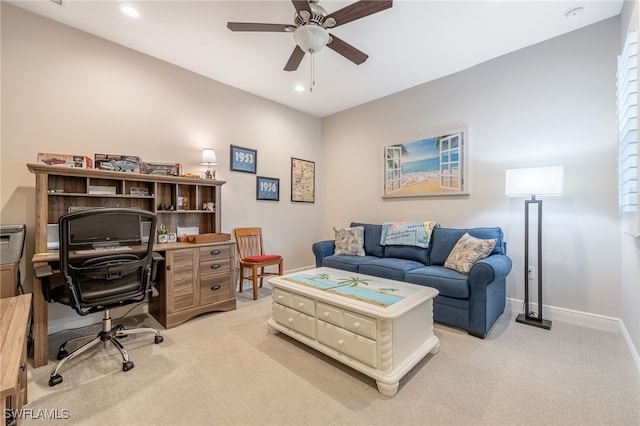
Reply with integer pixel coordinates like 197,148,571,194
507,297,640,375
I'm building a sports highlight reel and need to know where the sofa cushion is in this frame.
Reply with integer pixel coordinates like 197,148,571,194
350,222,384,257
405,266,470,299
429,227,504,266
322,255,379,272
384,245,429,265
358,258,424,281
444,233,497,275
333,226,365,256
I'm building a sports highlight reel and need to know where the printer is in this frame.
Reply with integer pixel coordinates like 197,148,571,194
0,224,25,265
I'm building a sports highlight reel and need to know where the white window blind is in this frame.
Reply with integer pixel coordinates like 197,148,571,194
617,30,639,237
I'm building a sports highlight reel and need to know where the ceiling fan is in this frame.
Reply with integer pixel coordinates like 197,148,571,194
227,0,393,72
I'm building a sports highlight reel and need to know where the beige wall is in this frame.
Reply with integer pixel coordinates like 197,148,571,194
322,18,623,323
1,4,322,322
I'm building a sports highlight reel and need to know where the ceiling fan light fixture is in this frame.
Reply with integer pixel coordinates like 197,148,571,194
293,25,329,53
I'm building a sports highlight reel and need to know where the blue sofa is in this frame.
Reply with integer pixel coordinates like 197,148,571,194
312,223,512,338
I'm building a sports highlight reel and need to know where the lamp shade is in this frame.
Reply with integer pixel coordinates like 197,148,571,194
200,148,218,165
293,25,329,53
505,166,564,197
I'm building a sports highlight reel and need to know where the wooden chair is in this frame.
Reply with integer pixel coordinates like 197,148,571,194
233,227,283,300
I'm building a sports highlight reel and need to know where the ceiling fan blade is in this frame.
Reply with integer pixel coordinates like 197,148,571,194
326,0,393,27
291,0,311,15
327,34,368,65
284,46,306,71
227,22,293,32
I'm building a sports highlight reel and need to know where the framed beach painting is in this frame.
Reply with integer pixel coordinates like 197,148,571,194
383,128,468,198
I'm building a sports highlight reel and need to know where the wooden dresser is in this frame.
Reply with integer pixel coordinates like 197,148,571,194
1,294,31,424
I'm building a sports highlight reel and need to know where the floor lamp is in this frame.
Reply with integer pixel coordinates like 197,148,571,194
505,166,564,330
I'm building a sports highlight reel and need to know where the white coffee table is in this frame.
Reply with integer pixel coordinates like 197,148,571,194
267,267,440,397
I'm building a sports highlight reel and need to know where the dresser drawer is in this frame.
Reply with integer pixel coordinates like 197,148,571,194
273,304,316,339
199,245,232,262
317,302,343,326
200,273,234,306
199,257,231,275
317,320,376,368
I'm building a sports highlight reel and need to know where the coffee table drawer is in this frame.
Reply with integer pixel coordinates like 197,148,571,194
317,320,376,368
273,304,315,339
274,288,315,316
317,302,376,339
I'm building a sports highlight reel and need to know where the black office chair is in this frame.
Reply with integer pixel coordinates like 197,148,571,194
36,208,163,387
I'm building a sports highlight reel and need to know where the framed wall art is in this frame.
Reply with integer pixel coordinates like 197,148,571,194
291,157,315,203
383,128,468,198
256,176,280,201
230,145,257,173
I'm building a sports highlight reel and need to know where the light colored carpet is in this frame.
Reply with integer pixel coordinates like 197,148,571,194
23,287,640,426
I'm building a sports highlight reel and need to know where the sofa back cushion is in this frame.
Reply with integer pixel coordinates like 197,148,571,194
350,222,385,258
429,227,505,266
384,245,429,265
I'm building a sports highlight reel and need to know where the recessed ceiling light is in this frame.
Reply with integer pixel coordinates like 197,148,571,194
294,84,305,92
119,4,140,19
564,6,585,19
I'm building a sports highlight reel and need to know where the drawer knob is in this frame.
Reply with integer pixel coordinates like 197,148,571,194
353,322,360,328
210,250,221,255
297,302,304,308
277,295,284,300
323,311,330,317
210,264,221,269
210,285,221,291
20,363,26,371
288,317,294,323
338,339,344,345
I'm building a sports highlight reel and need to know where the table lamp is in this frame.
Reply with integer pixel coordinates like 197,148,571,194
505,165,564,330
200,148,218,179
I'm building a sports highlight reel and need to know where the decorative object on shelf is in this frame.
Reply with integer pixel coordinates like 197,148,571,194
505,165,564,330
291,157,315,203
383,127,468,198
94,154,142,173
256,176,280,201
37,152,93,168
141,162,181,176
200,149,218,179
129,187,149,196
202,202,215,211
157,223,168,243
230,145,257,174
177,196,189,211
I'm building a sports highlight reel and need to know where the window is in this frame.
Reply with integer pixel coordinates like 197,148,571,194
617,30,639,237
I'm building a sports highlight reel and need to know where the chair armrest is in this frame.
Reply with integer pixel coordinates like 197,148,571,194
35,265,54,301
469,254,512,288
312,240,335,267
150,252,164,283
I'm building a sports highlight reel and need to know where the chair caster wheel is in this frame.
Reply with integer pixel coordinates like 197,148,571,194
123,361,134,371
49,374,63,387
154,335,163,344
56,350,68,360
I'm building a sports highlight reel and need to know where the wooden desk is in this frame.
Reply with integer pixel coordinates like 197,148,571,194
1,294,32,423
30,240,236,368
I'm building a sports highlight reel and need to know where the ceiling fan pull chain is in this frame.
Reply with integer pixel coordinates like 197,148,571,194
310,52,315,92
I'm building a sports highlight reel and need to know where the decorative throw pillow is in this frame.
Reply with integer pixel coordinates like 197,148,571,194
333,226,365,256
444,232,497,274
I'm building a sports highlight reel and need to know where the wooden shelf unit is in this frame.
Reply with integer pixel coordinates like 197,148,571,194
28,163,225,250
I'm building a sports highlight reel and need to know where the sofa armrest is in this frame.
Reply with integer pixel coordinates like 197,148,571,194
469,254,512,287
312,240,335,267
467,254,512,338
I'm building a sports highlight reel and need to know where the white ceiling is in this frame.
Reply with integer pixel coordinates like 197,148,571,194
8,0,623,117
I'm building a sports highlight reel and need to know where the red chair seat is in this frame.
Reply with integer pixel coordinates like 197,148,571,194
244,255,282,263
